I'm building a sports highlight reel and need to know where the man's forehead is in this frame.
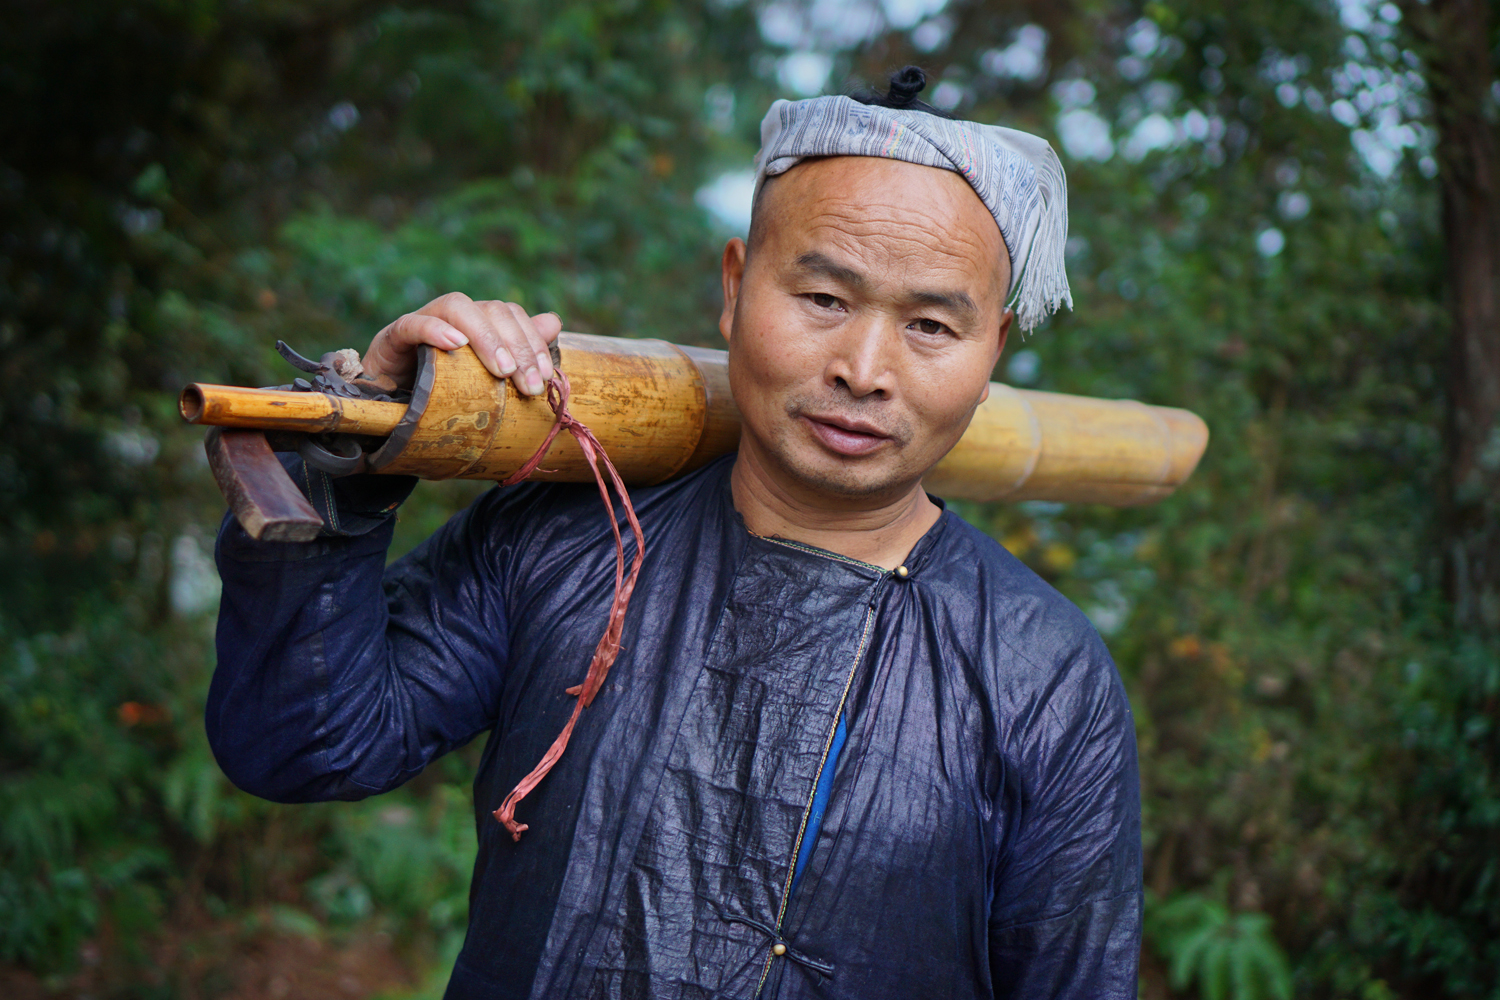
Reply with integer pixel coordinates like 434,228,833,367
760,157,1010,291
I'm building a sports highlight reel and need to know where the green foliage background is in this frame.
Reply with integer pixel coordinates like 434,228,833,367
1,0,1494,997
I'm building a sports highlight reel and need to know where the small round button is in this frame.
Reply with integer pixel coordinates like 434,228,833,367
771,943,787,957
894,565,909,579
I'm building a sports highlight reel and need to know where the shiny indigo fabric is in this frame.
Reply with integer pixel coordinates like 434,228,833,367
209,455,1142,999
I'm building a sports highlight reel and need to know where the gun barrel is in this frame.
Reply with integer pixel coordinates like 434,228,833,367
180,383,407,436
182,333,1209,509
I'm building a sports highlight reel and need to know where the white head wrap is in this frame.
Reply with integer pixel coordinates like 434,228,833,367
754,95,1072,331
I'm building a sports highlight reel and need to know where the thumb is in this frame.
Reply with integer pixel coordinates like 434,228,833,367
532,311,563,342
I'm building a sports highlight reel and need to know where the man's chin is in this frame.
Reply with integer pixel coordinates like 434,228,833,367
777,451,920,501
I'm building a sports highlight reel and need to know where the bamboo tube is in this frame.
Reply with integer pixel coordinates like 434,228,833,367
365,334,724,484
181,333,1209,507
924,386,1210,506
180,383,405,436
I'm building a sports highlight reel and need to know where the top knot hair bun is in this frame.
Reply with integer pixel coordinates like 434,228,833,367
850,65,955,119
885,66,928,106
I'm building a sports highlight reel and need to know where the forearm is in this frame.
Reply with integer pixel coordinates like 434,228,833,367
206,461,503,803
209,512,405,802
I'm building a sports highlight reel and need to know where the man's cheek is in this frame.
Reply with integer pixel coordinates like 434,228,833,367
906,395,969,455
750,345,816,396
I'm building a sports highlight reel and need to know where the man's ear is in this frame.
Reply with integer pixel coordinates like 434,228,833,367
719,238,747,345
980,309,1015,404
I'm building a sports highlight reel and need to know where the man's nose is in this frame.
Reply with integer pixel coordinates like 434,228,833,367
824,317,897,399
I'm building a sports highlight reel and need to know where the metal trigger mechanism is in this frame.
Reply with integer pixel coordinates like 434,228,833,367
297,434,367,476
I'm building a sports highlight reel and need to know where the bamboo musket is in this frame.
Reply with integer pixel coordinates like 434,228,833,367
182,332,1209,542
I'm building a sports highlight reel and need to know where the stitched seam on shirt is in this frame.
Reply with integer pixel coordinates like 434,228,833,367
321,472,341,533
753,586,881,998
757,535,886,574
988,886,1141,933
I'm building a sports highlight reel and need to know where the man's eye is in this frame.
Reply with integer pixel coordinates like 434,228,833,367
911,318,951,336
808,293,841,309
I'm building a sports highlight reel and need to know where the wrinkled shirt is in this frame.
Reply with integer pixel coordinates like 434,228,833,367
209,455,1142,999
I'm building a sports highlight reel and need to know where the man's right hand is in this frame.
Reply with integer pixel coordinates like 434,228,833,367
361,292,564,396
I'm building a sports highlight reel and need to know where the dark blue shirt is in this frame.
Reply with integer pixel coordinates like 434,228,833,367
208,455,1142,999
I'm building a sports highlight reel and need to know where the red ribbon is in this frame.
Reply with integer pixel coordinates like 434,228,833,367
492,371,645,842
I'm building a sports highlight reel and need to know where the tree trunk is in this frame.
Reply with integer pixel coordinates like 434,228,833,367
1414,0,1500,630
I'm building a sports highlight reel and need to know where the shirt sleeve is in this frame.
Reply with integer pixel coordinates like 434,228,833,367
987,630,1143,999
205,457,516,804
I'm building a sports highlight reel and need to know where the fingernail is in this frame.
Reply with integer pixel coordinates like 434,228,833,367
525,369,544,395
536,351,554,379
450,333,469,347
495,349,516,375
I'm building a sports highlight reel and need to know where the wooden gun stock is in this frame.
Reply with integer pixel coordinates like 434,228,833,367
183,333,1209,540
203,428,324,542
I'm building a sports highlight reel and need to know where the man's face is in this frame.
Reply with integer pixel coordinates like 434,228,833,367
720,155,1012,504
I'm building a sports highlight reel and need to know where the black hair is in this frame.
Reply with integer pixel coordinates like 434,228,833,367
849,65,955,120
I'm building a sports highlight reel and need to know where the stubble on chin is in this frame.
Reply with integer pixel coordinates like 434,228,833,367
780,454,897,497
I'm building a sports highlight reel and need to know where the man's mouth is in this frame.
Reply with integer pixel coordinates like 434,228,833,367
800,413,894,457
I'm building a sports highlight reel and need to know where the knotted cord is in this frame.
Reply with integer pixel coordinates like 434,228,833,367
493,371,645,842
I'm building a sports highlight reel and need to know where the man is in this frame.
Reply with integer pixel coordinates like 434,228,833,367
208,68,1141,999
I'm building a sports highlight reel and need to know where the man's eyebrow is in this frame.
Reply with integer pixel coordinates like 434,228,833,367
794,250,980,322
793,251,869,289
907,288,979,321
